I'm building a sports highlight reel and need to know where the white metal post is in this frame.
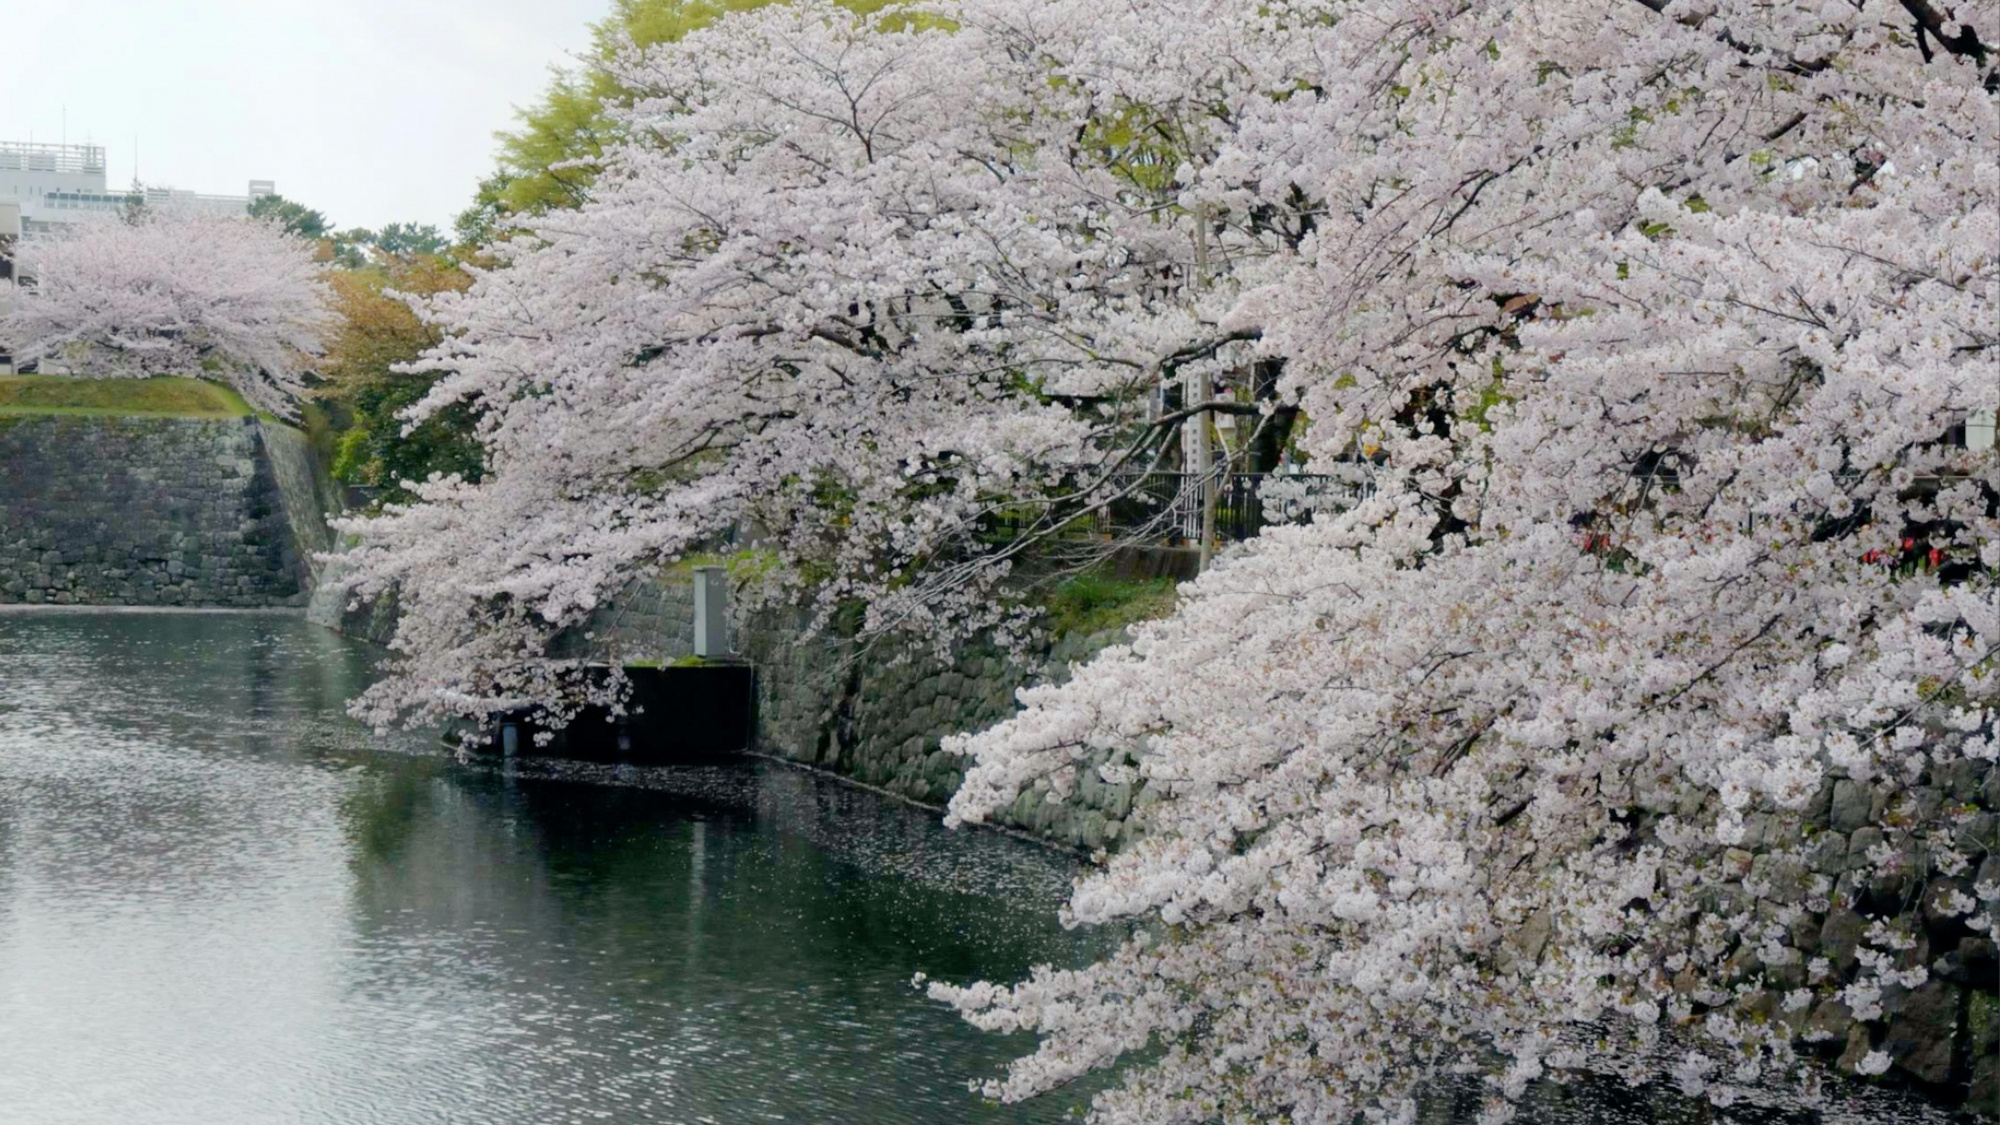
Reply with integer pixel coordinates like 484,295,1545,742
693,566,730,657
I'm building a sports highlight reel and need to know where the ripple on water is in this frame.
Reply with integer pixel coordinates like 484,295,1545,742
0,611,1097,1125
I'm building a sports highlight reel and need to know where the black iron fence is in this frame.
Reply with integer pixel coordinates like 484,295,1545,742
1098,469,1376,543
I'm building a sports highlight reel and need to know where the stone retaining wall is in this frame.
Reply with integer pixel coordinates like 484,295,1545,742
261,422,341,589
743,615,1137,850
0,415,326,607
1781,762,1998,1107
573,572,1998,1110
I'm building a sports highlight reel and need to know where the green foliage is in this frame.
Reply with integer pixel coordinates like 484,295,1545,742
247,194,331,240
1465,366,1512,431
492,67,614,215
370,222,449,258
318,256,484,504
663,546,786,584
479,0,901,226
329,368,484,503
250,193,446,266
1043,572,1179,638
455,174,517,246
331,225,452,269
1080,102,1186,194
300,398,341,464
328,232,371,270
331,424,370,481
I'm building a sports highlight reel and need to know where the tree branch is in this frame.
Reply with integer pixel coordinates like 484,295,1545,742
1898,0,1990,66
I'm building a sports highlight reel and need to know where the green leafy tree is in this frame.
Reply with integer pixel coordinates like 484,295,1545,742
246,194,331,240
454,173,516,246
370,222,448,259
320,255,483,504
480,0,894,222
246,193,376,266
329,230,373,270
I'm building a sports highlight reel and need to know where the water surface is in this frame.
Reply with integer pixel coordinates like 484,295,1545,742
0,611,1094,1124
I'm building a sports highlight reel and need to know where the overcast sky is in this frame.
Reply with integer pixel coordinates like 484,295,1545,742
2,0,608,232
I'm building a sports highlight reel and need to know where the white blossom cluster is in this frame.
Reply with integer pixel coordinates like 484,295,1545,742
333,0,1996,1118
0,207,333,417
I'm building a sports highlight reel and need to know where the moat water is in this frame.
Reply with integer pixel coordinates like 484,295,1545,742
0,611,1100,1124
0,611,1964,1124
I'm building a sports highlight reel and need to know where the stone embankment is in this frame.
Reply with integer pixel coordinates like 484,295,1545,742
1783,763,1998,1108
0,414,335,607
316,565,1142,848
565,575,2000,1112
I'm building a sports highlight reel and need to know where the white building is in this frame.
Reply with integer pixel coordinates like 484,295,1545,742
0,140,273,232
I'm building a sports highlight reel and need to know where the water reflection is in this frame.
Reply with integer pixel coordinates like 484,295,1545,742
0,611,1092,1124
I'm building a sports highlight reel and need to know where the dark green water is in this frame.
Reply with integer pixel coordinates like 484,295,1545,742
0,611,1097,1124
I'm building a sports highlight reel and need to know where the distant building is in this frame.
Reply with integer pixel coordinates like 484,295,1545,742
0,140,273,234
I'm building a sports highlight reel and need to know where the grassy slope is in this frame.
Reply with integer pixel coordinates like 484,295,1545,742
0,375,253,418
1043,572,1180,638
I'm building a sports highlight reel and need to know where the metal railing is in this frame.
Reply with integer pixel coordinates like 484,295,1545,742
0,141,105,175
978,465,1376,546
1095,468,1377,543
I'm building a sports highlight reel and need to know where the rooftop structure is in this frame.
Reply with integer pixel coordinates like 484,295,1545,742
0,142,109,222
0,140,106,176
0,139,272,230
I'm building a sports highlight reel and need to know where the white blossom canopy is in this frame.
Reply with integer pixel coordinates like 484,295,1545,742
340,0,1997,1119
1,206,332,417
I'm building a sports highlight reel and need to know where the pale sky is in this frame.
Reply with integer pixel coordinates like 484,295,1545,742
2,0,610,232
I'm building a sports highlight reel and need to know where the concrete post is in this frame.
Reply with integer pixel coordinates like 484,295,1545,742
693,566,730,657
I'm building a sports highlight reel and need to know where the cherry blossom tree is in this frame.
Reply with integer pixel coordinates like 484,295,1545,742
334,0,1310,730
1,206,333,417
337,0,1996,1118
930,1,1998,1120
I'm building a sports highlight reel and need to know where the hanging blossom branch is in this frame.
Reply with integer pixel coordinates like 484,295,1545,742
333,0,1994,1117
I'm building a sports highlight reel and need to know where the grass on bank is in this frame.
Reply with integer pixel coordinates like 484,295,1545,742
1044,572,1179,638
624,655,726,670
0,375,254,418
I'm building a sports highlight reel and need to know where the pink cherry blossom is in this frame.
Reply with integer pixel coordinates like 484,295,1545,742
1,206,334,417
